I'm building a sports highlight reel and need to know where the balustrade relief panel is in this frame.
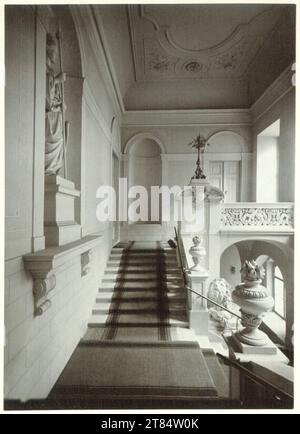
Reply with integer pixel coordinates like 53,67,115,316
221,204,294,230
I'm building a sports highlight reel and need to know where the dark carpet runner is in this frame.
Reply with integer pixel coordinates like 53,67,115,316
48,242,230,403
87,241,187,342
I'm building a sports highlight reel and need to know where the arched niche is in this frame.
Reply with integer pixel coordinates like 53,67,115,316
31,5,85,250
51,6,84,195
203,130,252,202
124,132,166,155
124,134,164,223
44,5,85,232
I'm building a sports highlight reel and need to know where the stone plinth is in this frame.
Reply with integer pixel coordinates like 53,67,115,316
187,270,210,336
232,333,278,356
225,335,289,365
44,175,81,247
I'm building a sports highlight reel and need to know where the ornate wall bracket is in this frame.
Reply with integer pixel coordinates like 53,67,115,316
23,235,102,317
33,271,56,316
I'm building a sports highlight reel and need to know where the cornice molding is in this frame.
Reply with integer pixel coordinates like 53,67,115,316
122,109,251,127
161,152,251,162
121,64,294,127
250,64,294,123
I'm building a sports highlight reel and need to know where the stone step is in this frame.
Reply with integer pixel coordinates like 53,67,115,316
102,275,183,283
93,297,186,309
109,257,177,263
111,250,176,255
108,258,178,265
101,279,184,291
107,263,178,270
112,248,175,254
82,326,197,344
96,292,186,303
105,266,180,274
88,313,189,328
92,306,187,315
93,300,186,311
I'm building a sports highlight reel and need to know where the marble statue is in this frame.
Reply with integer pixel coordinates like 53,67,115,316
207,278,232,326
45,33,67,175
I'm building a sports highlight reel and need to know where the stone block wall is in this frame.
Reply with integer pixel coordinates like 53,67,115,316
4,230,112,400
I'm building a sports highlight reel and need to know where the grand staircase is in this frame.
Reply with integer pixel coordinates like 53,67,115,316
87,241,189,339
5,242,292,410
45,242,233,408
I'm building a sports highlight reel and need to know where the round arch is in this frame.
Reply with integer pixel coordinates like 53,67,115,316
111,116,121,156
207,130,249,153
124,133,167,155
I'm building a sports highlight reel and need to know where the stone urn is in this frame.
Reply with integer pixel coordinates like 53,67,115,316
189,236,206,272
232,260,274,346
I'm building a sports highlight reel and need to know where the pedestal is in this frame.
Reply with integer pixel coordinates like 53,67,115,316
232,332,278,356
187,270,210,336
44,175,81,247
226,334,289,365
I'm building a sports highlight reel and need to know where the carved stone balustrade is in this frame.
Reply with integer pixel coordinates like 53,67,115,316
23,235,102,316
221,203,294,232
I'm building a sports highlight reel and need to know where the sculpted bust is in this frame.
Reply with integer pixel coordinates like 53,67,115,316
205,184,225,201
45,33,66,175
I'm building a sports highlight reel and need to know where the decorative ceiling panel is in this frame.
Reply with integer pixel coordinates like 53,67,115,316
128,4,283,81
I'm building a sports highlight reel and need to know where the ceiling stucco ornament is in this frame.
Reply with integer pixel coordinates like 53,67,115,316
148,52,176,74
144,38,179,77
135,4,282,80
213,42,247,72
185,61,203,73
117,4,293,109
141,5,280,55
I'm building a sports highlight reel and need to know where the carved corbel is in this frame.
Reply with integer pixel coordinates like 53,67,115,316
23,234,103,317
33,272,56,316
81,250,92,277
23,257,56,317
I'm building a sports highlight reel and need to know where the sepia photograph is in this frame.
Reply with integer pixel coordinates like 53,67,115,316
2,0,297,415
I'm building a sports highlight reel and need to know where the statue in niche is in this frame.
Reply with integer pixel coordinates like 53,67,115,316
45,32,68,176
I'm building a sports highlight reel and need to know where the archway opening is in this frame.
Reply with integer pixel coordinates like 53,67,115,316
129,138,162,223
